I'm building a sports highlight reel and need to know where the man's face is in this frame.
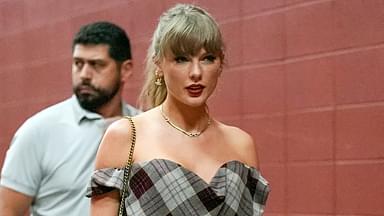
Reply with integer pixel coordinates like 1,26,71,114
72,44,121,112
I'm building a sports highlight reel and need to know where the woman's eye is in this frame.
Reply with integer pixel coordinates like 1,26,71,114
203,55,217,63
174,56,188,63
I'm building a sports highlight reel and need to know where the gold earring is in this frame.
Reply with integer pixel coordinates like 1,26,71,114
155,77,162,86
155,70,162,86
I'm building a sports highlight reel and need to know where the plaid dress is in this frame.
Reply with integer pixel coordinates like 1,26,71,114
87,159,269,215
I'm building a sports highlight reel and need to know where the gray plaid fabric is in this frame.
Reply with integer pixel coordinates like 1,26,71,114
87,159,269,215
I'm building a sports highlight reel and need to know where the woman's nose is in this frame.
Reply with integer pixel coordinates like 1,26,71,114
189,61,202,81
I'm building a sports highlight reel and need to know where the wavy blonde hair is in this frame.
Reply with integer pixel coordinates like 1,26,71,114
138,4,225,109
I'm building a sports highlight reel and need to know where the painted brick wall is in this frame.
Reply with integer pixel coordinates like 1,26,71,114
0,0,383,215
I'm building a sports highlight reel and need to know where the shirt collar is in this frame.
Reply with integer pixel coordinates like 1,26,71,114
71,95,135,124
70,95,103,124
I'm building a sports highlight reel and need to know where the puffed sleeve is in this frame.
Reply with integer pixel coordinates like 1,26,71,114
86,168,124,197
248,169,270,215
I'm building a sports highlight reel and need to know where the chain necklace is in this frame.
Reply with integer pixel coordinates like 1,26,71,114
160,104,211,137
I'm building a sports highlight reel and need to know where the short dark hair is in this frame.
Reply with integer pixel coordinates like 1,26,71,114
72,21,132,62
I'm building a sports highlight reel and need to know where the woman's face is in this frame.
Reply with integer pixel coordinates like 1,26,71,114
158,48,222,107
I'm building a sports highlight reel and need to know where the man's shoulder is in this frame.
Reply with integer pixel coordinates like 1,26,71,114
122,102,141,116
34,97,72,117
23,98,74,127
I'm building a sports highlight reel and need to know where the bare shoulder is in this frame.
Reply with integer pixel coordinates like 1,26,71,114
95,116,135,170
218,122,260,169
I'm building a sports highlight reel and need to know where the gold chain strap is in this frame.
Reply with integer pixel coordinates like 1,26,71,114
118,116,136,216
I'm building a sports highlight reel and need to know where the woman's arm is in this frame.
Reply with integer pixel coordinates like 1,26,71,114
91,191,120,215
91,118,134,215
227,126,260,170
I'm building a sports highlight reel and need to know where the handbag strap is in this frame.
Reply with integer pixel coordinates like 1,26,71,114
118,116,136,216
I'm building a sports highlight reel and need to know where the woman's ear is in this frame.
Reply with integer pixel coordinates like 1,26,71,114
218,52,224,76
218,64,223,77
120,59,133,82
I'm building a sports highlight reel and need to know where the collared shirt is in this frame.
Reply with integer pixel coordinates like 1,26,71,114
0,95,140,216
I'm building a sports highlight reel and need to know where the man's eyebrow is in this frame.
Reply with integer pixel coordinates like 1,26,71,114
72,57,105,62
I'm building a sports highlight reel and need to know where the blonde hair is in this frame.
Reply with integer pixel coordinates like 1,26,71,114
138,4,225,109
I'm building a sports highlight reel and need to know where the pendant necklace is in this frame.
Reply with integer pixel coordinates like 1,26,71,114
160,104,211,137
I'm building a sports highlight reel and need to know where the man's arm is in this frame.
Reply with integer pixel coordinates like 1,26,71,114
0,119,42,216
0,186,33,216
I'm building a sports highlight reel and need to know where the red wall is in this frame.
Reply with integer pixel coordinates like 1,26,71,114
1,0,383,215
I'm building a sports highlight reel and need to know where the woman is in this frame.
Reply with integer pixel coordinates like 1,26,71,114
88,4,269,215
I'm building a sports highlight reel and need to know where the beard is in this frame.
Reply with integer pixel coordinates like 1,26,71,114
73,80,120,112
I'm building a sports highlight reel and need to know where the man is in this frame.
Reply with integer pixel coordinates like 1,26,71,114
0,21,140,215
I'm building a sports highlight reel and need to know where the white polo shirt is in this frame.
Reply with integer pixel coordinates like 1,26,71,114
1,95,140,216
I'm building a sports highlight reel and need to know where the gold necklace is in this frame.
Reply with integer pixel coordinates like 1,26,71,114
160,105,211,137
